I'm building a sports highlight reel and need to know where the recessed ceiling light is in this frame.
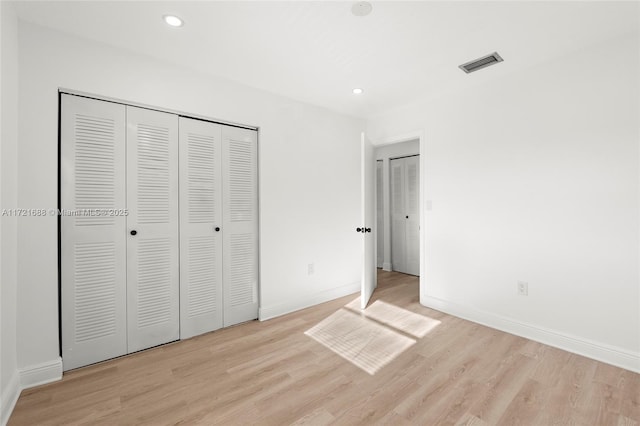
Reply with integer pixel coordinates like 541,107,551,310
163,15,184,27
353,88,364,95
351,2,373,17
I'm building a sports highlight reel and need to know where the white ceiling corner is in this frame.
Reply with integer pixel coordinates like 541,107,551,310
12,0,640,119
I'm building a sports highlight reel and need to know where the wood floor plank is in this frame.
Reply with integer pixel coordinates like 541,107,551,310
621,370,640,420
618,414,639,426
536,353,600,425
462,353,537,424
455,413,490,426
495,378,548,425
290,407,335,425
8,270,640,425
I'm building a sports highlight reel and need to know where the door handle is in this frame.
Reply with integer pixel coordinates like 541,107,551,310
365,228,371,233
215,227,220,232
356,227,362,233
356,227,372,233
130,230,137,236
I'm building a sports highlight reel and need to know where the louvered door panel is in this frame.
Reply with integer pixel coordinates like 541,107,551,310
227,139,254,222
126,106,179,353
390,158,406,274
228,234,256,306
179,117,223,339
222,126,259,327
404,156,420,276
61,94,127,370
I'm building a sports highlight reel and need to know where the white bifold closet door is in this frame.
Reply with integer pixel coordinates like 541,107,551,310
62,96,180,370
61,95,128,370
179,117,224,339
222,125,259,326
390,155,420,276
62,94,255,369
376,160,384,268
179,119,258,338
126,106,180,353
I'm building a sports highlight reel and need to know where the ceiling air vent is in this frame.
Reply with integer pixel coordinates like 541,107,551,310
459,52,503,74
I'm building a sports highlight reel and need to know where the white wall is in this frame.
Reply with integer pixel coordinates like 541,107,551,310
375,140,420,271
1,2,21,424
367,33,640,371
16,22,363,383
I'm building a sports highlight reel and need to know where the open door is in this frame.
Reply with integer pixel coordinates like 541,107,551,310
360,133,377,309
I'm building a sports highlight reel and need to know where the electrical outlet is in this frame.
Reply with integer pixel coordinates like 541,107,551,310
308,263,315,275
517,281,528,296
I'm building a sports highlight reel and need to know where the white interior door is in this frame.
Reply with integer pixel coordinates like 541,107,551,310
361,134,377,309
126,106,180,352
61,95,127,370
222,125,259,326
179,117,224,339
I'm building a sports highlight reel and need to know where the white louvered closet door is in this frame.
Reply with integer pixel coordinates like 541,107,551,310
390,158,407,274
126,106,180,352
61,95,127,371
178,117,224,339
222,126,259,327
390,156,420,276
376,160,384,268
404,156,420,276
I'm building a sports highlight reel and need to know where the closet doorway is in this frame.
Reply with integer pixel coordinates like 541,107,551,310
60,92,259,370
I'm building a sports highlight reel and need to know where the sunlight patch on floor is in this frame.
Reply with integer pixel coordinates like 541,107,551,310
345,299,441,338
305,294,442,375
304,309,415,375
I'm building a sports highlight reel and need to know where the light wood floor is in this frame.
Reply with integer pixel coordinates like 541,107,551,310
9,271,640,425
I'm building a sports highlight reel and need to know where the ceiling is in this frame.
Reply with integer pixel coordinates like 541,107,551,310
12,1,640,119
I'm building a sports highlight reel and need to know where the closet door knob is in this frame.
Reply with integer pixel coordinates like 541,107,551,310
215,227,220,232
130,230,137,236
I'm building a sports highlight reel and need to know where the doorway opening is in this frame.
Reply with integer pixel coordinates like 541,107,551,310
374,138,421,278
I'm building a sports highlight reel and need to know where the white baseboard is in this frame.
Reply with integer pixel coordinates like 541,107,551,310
259,281,360,321
382,263,392,272
1,371,20,426
19,358,63,390
422,295,640,373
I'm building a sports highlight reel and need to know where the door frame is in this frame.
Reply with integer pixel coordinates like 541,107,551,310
372,130,425,303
